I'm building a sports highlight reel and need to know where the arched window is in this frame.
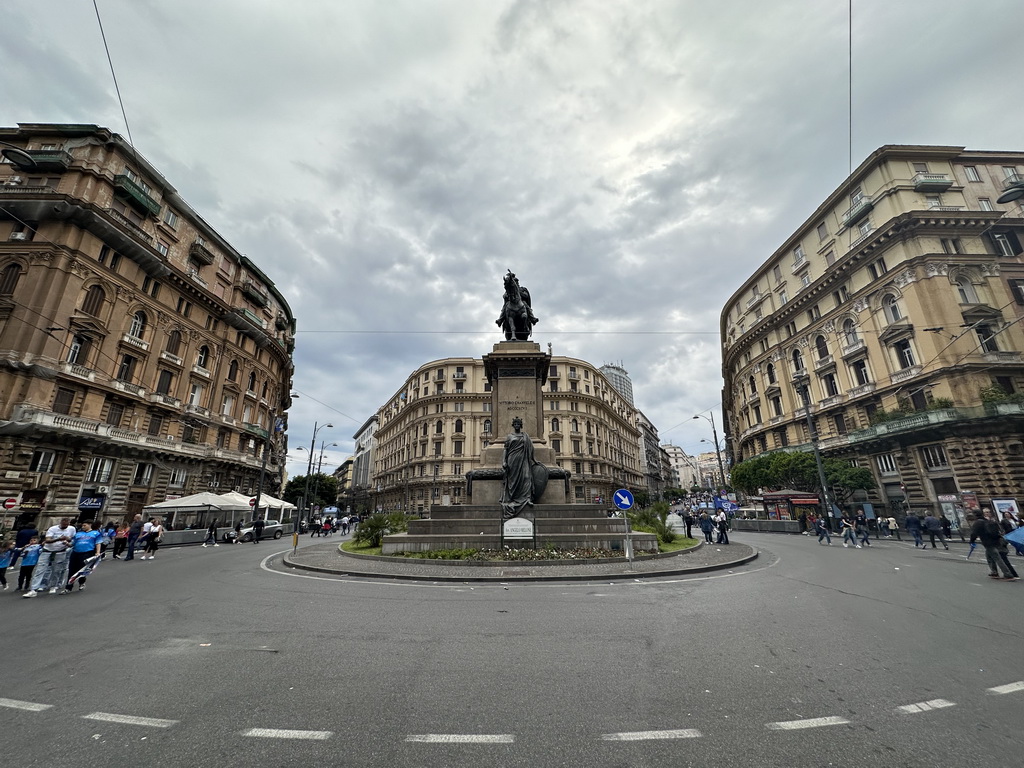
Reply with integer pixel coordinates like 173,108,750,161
128,311,146,339
571,418,579,432
483,419,492,434
586,421,593,434
766,363,777,384
815,335,829,360
954,277,979,304
82,285,105,316
247,372,257,392
421,424,428,436
882,294,903,324
196,345,210,368
792,349,804,372
0,263,21,295
454,419,463,433
435,420,443,434
842,319,859,346
227,359,239,382
165,330,181,356
748,376,757,395
261,381,269,399
551,417,560,432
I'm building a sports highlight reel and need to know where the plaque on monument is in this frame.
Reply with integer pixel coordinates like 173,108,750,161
502,516,534,539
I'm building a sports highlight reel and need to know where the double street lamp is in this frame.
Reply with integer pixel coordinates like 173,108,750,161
693,413,727,490
301,421,333,527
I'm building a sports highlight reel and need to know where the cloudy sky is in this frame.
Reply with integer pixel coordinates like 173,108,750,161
3,0,1022,478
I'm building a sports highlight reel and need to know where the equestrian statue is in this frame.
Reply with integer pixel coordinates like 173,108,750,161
496,269,539,341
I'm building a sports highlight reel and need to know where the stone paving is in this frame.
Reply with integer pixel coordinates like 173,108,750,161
279,538,758,582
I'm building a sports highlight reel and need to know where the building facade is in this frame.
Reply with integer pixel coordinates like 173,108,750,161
661,443,700,489
722,144,1024,521
371,356,644,513
636,410,664,500
0,124,296,530
599,362,635,406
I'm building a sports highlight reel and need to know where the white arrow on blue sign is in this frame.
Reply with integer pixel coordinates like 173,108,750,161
613,489,634,510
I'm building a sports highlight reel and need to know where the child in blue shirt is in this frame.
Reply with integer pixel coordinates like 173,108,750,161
0,540,15,590
18,537,40,592
68,522,102,591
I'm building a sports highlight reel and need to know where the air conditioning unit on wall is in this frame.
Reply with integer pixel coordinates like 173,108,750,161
9,232,28,241
97,486,110,494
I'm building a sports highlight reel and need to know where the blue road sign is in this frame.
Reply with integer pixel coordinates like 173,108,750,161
613,489,634,510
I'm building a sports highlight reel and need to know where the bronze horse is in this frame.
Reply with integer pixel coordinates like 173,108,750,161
497,270,537,341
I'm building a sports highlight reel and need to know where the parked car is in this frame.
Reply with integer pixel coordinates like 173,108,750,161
224,519,284,542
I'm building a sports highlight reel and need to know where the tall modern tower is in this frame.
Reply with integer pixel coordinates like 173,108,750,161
600,363,634,407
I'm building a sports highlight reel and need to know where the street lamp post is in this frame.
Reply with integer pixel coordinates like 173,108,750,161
301,421,333,529
693,413,727,490
796,375,834,530
309,441,338,514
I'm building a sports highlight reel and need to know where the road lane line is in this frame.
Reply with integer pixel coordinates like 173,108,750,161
243,728,333,740
82,712,178,728
766,716,849,730
987,681,1024,695
601,729,702,741
0,697,53,712
896,699,955,714
405,734,515,744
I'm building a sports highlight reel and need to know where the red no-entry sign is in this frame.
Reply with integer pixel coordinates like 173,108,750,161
3,498,17,510
249,498,256,507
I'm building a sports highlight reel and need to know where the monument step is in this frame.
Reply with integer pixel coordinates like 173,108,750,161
381,531,659,555
408,519,628,535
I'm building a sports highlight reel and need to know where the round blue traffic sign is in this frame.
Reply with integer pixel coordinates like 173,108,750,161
613,489,634,510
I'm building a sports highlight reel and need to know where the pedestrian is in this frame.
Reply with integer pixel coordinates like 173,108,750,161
23,517,76,597
17,535,41,591
923,512,948,550
323,519,333,537
141,517,164,560
0,539,15,590
98,521,115,559
939,514,955,542
798,511,809,536
699,511,714,543
125,514,144,561
855,509,871,547
905,511,924,548
67,520,102,591
878,516,891,539
684,511,694,540
815,516,832,545
969,508,1018,581
252,517,265,543
112,522,129,559
715,509,730,545
1000,511,1024,557
233,519,242,543
340,515,350,535
840,515,860,548
203,519,220,547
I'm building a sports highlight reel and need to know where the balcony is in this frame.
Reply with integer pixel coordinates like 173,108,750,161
238,307,267,330
890,365,922,384
841,339,866,358
790,257,807,274
813,354,834,371
847,382,876,398
925,205,965,212
842,196,874,227
818,394,844,408
1002,173,1024,191
188,269,208,288
111,379,145,397
192,365,211,378
159,351,182,366
113,174,161,217
149,392,181,408
10,149,74,172
240,280,270,308
242,422,269,439
568,372,580,380
106,209,154,244
188,240,216,265
745,291,767,310
912,172,953,192
221,415,237,426
452,372,467,380
121,333,150,351
59,362,96,382
184,403,211,418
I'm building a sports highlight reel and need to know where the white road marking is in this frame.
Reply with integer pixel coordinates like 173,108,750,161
405,734,515,744
0,697,53,712
602,729,702,741
988,681,1024,695
243,728,333,740
896,699,955,714
82,712,178,728
766,716,850,730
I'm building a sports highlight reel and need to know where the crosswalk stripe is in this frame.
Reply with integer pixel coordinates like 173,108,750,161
243,728,333,740
766,716,849,730
896,699,955,714
405,734,515,744
987,681,1024,695
0,697,53,712
602,729,702,741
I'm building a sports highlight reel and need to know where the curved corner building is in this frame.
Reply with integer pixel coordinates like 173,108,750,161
721,145,1024,522
0,124,296,529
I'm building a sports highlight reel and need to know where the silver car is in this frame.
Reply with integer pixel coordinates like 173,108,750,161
227,519,284,542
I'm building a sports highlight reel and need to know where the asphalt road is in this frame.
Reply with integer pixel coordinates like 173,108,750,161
3,530,1022,768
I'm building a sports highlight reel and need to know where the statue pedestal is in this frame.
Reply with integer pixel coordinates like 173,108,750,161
482,341,551,440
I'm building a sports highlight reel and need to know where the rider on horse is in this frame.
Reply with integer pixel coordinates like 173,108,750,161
496,270,539,340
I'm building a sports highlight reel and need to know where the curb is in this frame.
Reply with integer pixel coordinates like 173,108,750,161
279,544,759,583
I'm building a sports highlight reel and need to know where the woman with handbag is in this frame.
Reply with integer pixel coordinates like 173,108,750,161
141,517,164,560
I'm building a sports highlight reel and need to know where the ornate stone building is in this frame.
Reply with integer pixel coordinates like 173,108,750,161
0,124,295,530
722,145,1024,523
371,356,644,513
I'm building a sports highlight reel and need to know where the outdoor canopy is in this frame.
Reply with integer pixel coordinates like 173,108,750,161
143,491,249,511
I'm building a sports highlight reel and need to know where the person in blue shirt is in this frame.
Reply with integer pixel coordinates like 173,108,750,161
18,536,41,592
67,520,102,591
0,540,15,590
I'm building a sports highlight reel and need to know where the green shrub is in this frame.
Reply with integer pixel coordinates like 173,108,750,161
352,513,393,548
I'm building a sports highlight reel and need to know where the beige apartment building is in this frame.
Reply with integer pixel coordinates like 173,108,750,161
722,145,1024,523
0,124,295,530
371,356,644,513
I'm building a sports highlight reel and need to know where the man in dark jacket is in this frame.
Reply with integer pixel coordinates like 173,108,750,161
905,512,924,548
923,513,948,550
969,509,1017,580
252,517,265,544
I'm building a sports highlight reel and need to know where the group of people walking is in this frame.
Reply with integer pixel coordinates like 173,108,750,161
309,514,358,537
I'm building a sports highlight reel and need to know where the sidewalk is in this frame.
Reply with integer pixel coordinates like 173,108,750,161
279,539,758,582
